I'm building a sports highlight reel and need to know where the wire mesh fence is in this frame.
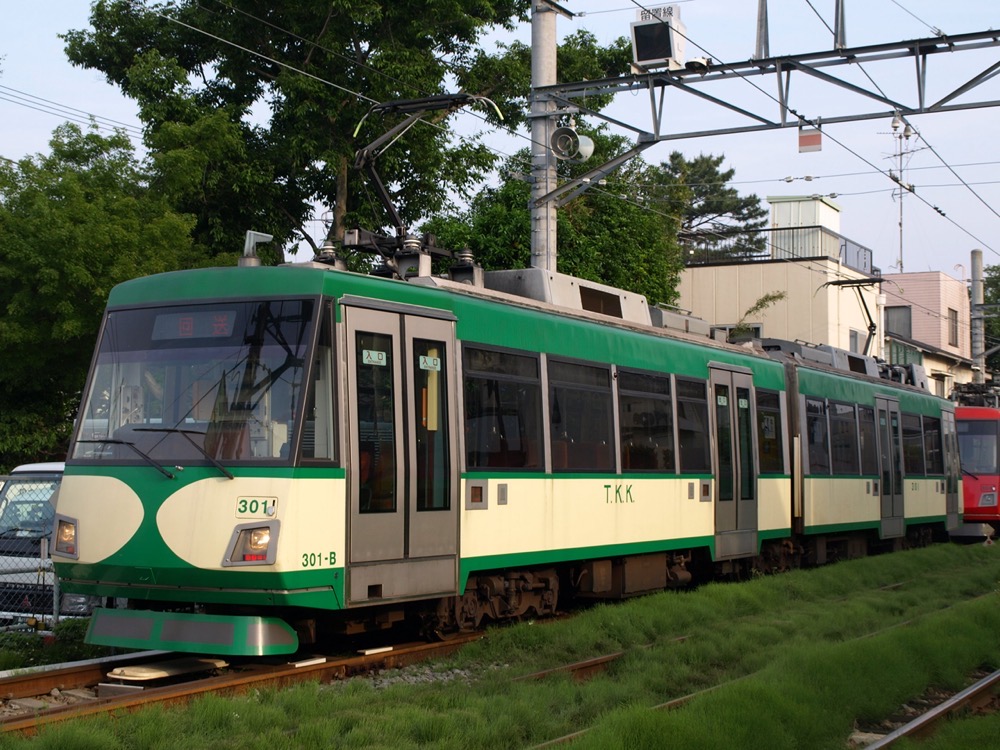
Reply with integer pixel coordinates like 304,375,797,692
0,472,64,625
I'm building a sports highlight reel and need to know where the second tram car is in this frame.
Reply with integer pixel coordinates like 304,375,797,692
51,260,962,656
956,406,1000,530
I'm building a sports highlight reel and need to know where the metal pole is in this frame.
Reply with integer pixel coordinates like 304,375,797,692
898,134,906,273
530,2,558,271
834,0,846,50
755,0,769,59
972,248,985,384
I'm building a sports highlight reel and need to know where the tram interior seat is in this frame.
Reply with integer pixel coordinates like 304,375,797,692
552,440,612,471
623,440,658,470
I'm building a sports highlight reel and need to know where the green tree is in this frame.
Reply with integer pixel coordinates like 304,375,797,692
0,124,193,470
982,263,1000,375
652,152,769,262
62,0,545,260
424,130,683,306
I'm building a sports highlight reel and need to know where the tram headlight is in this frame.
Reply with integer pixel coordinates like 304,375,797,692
248,528,270,550
980,492,997,507
224,521,280,566
54,515,79,559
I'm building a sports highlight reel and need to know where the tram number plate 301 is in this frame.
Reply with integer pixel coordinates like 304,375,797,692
236,496,277,518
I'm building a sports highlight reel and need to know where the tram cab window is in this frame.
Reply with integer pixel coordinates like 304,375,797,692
957,419,999,475
72,299,315,465
618,370,675,473
676,379,711,474
463,347,543,470
756,390,784,474
805,398,831,475
548,360,614,472
901,413,926,476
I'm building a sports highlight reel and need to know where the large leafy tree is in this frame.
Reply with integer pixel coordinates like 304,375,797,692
0,124,194,470
652,152,768,262
424,130,684,306
62,0,536,260
63,4,633,261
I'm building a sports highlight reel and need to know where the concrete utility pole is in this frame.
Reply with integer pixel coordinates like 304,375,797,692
530,1,559,271
972,248,985,384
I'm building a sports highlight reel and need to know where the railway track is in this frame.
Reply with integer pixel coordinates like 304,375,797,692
1,570,994,741
0,634,481,736
854,667,1000,748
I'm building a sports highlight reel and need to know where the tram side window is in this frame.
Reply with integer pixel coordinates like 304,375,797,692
901,413,926,476
677,379,711,473
922,415,944,475
830,402,860,475
463,347,543,470
549,360,614,471
618,370,675,472
858,406,879,476
805,398,830,475
756,390,784,474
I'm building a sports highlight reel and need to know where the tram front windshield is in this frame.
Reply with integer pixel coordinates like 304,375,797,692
957,419,1000,476
72,299,316,465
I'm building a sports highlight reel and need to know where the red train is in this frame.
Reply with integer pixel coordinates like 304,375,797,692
956,405,1000,538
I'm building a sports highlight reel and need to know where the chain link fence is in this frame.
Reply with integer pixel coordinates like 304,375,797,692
0,469,96,628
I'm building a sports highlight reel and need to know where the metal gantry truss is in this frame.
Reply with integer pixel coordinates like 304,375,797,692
532,28,1000,211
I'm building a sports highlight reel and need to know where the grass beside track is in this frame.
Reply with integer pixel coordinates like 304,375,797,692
5,542,999,749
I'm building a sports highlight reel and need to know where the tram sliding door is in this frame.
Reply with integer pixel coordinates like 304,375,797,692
876,396,905,539
710,366,758,558
343,301,459,605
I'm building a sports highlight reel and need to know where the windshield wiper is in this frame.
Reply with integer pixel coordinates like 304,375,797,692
76,439,176,479
962,467,981,480
131,427,235,480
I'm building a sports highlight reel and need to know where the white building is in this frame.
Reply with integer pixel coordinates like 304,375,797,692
676,195,973,397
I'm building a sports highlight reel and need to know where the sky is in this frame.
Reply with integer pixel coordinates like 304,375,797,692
2,1,1000,279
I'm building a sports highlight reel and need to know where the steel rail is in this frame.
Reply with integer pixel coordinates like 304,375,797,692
863,668,1000,748
0,634,481,736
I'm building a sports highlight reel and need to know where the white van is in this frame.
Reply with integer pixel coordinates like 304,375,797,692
0,463,99,623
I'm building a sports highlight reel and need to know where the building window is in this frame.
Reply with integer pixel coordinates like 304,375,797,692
885,306,911,339
948,308,958,347
849,329,861,353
